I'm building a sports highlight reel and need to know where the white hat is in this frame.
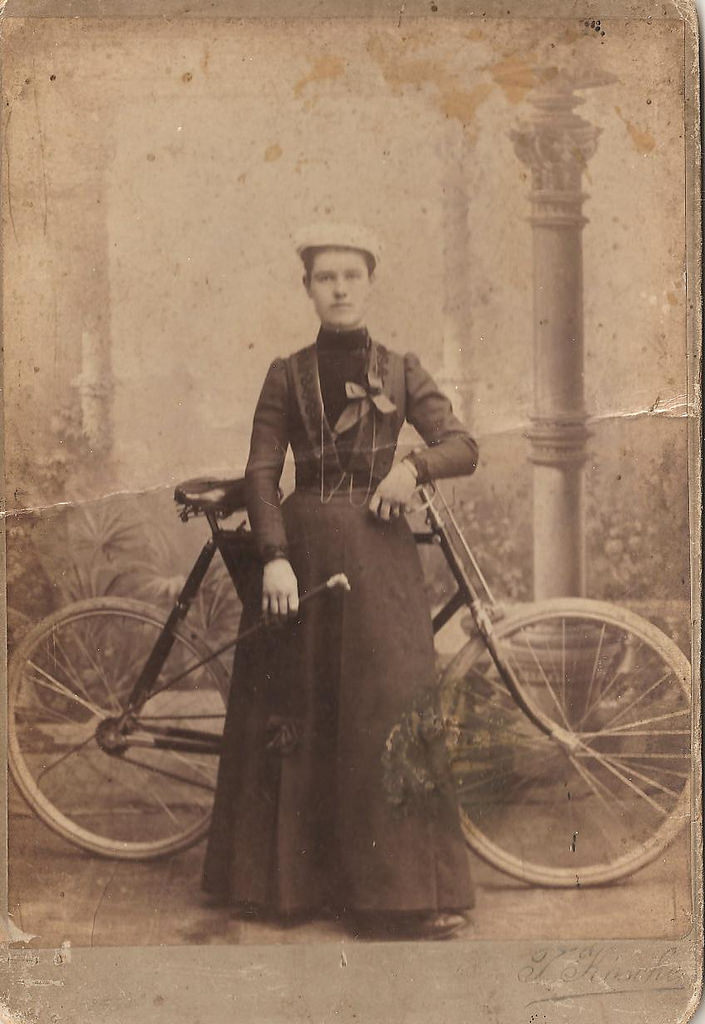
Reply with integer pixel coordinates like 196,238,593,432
294,222,382,269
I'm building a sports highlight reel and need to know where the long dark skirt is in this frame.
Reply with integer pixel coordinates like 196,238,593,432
202,489,473,914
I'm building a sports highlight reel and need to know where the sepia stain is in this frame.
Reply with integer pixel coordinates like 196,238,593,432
237,172,247,184
264,144,283,162
487,56,539,104
201,46,210,73
666,291,678,306
295,157,314,175
439,84,493,123
293,56,345,98
366,33,493,130
614,106,656,154
182,71,193,83
465,27,485,41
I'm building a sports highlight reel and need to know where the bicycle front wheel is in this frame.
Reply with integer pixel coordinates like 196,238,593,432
9,598,229,860
440,598,691,887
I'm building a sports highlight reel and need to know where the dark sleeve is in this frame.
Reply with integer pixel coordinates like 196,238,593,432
403,352,478,484
244,358,290,561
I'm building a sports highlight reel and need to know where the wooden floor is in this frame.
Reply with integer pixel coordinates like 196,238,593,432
8,780,693,949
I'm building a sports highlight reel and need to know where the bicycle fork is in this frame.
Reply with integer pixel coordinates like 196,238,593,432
419,485,568,746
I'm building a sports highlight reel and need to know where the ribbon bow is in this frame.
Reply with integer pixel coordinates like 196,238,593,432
333,372,396,436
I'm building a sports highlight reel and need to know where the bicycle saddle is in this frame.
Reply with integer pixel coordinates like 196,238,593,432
173,476,247,518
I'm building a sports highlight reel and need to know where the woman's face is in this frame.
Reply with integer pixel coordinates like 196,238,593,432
305,248,373,331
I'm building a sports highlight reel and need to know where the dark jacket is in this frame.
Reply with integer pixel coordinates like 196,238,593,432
245,338,478,557
203,336,478,911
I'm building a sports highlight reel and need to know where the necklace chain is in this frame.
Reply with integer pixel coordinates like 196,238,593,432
319,412,376,506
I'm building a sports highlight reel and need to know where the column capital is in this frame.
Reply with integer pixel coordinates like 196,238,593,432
509,69,613,202
525,415,592,467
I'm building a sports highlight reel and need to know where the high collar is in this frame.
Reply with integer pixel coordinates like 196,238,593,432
316,326,370,353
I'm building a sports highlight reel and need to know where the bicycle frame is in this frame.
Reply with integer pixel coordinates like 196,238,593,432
105,513,238,757
415,485,562,741
107,485,559,763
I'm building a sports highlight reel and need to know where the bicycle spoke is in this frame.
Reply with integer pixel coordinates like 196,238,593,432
456,667,509,701
450,724,549,757
561,618,566,715
37,732,99,781
588,729,689,738
580,635,651,724
520,629,563,694
499,644,544,698
157,747,217,785
590,708,689,736
69,626,126,714
45,631,104,711
52,626,117,709
139,714,225,721
122,754,216,793
569,754,625,816
457,748,565,799
446,688,512,720
448,712,549,745
582,750,688,761
10,601,228,856
499,756,566,800
110,759,184,825
566,756,625,849
455,763,523,794
582,748,669,817
581,621,607,724
437,600,691,885
598,671,673,731
27,663,105,718
15,691,88,728
630,765,689,780
500,641,559,718
590,751,683,800
514,633,571,730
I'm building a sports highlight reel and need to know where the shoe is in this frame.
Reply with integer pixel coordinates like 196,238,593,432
345,910,471,941
229,901,260,920
201,892,230,909
413,912,470,940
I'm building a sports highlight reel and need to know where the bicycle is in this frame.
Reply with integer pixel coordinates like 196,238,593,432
8,476,692,887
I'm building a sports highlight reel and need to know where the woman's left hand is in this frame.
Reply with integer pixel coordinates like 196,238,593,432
369,460,418,521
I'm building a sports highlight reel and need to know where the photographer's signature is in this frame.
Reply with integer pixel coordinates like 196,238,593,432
518,944,688,1007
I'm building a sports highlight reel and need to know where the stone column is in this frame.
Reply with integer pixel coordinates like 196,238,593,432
437,120,472,420
76,327,114,458
510,75,606,599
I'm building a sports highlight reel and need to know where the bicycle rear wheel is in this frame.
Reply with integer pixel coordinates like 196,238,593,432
440,598,691,886
9,598,230,860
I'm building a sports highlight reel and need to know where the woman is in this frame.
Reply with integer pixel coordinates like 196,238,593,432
202,225,479,939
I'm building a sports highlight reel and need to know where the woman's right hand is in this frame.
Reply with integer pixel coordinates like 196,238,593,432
262,558,300,620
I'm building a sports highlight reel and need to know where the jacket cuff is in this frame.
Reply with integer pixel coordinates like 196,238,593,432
261,545,290,564
405,451,430,485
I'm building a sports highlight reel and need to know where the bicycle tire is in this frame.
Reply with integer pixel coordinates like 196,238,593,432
9,597,230,860
439,598,691,887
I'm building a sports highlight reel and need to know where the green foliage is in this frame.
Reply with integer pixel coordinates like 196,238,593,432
585,437,689,603
9,497,242,668
416,482,533,608
12,397,91,511
6,519,57,648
